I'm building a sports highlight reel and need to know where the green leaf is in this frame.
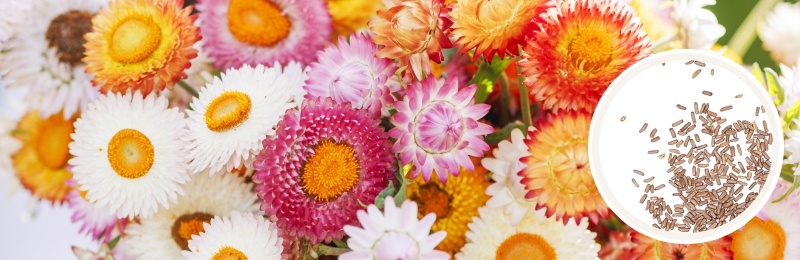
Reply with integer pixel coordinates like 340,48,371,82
752,63,765,88
108,236,121,250
332,239,348,248
374,180,396,209
470,55,511,103
784,100,800,130
484,122,526,145
774,175,800,203
764,67,784,107
394,178,409,207
781,163,795,182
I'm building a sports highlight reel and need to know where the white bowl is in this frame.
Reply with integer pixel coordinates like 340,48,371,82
588,49,783,244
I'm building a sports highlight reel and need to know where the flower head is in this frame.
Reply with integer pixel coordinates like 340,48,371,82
449,0,549,62
456,206,600,260
672,0,725,50
0,0,29,49
369,0,453,80
519,0,651,112
728,180,800,260
598,230,636,260
406,156,490,255
521,111,610,225
759,2,800,68
326,0,384,38
630,231,732,259
341,197,450,260
196,0,332,69
67,181,127,243
183,211,283,260
252,97,396,244
482,127,537,226
83,0,200,95
390,76,493,183
305,33,400,117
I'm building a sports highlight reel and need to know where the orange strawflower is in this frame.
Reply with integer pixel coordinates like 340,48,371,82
630,231,732,259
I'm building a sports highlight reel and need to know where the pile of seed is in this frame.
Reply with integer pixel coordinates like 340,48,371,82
626,61,773,233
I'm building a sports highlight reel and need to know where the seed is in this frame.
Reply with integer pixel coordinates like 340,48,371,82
686,60,695,65
761,106,765,113
711,69,715,76
662,62,666,66
755,107,760,116
648,150,658,154
673,119,684,127
621,116,626,122
658,154,666,159
655,184,666,191
720,105,732,112
634,170,645,176
641,194,647,203
652,136,661,142
677,104,687,110
693,69,702,79
633,178,640,188
650,128,658,138
735,94,743,98
644,176,655,183
640,123,648,133
694,60,706,67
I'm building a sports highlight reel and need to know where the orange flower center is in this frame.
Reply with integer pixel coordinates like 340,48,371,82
204,91,252,132
108,16,162,64
107,129,154,179
171,212,214,250
495,232,557,260
34,114,74,170
548,139,593,195
227,0,292,46
46,10,94,66
568,23,614,70
212,246,248,260
730,218,785,260
301,140,360,201
412,183,450,218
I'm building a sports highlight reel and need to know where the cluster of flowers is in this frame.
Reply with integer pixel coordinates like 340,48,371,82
1,0,800,259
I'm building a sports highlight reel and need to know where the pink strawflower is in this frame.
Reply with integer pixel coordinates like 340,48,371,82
66,180,127,243
304,33,400,118
389,76,493,183
252,97,396,244
196,0,332,69
341,197,449,260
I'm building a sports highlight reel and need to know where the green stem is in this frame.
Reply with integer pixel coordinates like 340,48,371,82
498,73,511,126
316,244,351,256
516,48,532,131
727,0,781,58
177,80,199,98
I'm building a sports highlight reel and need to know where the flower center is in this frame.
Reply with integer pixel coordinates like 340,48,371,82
107,129,154,179
301,140,360,201
34,114,74,170
495,233,557,260
108,16,162,64
548,139,594,195
568,23,614,70
412,183,450,218
413,101,464,154
212,246,248,260
730,218,786,260
204,91,252,132
329,62,373,107
390,8,430,53
227,0,292,46
171,212,214,251
45,10,94,66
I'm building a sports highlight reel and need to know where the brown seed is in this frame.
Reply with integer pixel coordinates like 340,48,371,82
652,136,661,142
720,105,732,112
621,116,626,122
686,60,695,65
640,194,647,203
640,123,648,133
650,128,658,138
677,104,687,110
634,170,645,176
761,106,766,113
702,90,713,96
735,94,743,98
756,107,760,116
644,176,655,183
633,178,640,188
655,184,666,191
694,60,706,67
648,150,658,154
662,62,666,66
693,69,702,79
673,119,684,127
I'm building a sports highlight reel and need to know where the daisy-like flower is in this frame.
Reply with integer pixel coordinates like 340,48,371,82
405,156,490,255
449,0,549,62
521,111,610,224
520,0,651,113
115,171,259,259
369,0,453,80
83,0,200,95
182,211,282,260
630,231,732,259
12,110,77,204
184,64,295,175
305,33,399,117
67,180,127,243
68,91,191,219
482,127,537,226
598,230,636,260
196,0,332,69
620,0,677,44
278,61,310,109
252,97,395,244
326,0,384,38
0,0,29,50
0,0,103,120
672,0,725,50
728,180,800,260
456,206,600,259
390,76,493,183
759,2,800,68
341,197,449,260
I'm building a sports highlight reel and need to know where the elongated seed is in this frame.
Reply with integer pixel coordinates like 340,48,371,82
677,104,687,110
634,170,645,176
720,105,732,111
735,94,743,98
686,60,694,65
633,178,640,188
702,90,712,96
640,123,648,133
693,69,702,79
644,176,655,183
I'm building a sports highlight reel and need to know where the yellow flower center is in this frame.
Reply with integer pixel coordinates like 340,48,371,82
730,218,786,260
548,139,593,195
107,129,154,179
412,183,450,218
227,0,292,46
171,212,214,250
46,10,95,66
568,23,614,70
205,91,252,132
108,16,162,64
211,246,248,260
301,140,360,201
495,232,557,260
34,114,74,170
